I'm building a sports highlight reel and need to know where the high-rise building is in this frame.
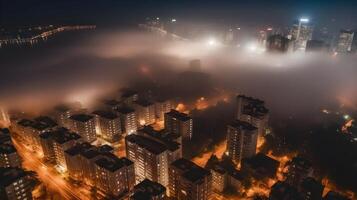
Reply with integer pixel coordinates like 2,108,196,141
69,114,96,143
0,167,35,200
125,134,169,187
134,99,156,126
65,142,134,198
336,30,357,53
53,103,81,129
137,125,182,164
94,154,135,198
0,129,21,168
64,142,95,182
285,156,313,186
266,34,290,53
39,128,82,171
210,164,228,193
226,120,258,164
115,106,138,135
93,110,122,143
236,95,269,139
130,179,167,200
155,99,174,121
289,19,314,51
14,116,57,153
120,89,139,106
0,145,21,168
164,109,193,140
102,99,121,111
168,158,212,200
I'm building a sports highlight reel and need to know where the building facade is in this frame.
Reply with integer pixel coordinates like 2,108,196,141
226,120,258,164
164,109,193,140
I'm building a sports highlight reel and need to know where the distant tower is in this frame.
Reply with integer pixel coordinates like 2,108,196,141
336,30,356,53
290,18,313,51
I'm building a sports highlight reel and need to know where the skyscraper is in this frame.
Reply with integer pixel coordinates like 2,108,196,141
289,18,313,51
69,114,96,143
266,34,290,53
125,134,169,187
226,120,258,164
168,158,212,200
164,109,193,140
0,167,35,200
130,179,167,200
0,144,21,168
0,129,21,168
336,30,357,53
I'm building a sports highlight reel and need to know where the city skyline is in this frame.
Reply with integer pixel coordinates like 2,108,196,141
1,1,357,200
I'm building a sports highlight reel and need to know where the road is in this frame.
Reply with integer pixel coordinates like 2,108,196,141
12,137,91,200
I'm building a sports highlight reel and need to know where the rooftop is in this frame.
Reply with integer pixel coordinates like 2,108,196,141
242,153,280,178
134,99,154,107
238,95,269,117
70,114,93,122
228,120,257,131
95,154,133,172
171,158,210,183
182,166,210,183
65,142,93,156
133,179,166,198
115,106,135,114
165,109,192,121
18,116,57,131
138,126,180,151
92,110,119,120
40,128,81,144
126,134,167,155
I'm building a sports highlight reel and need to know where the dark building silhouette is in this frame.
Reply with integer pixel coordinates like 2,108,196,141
266,34,290,52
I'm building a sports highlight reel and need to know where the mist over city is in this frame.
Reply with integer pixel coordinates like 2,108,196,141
0,1,357,200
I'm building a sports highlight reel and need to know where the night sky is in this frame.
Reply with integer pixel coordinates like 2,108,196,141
2,0,357,30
